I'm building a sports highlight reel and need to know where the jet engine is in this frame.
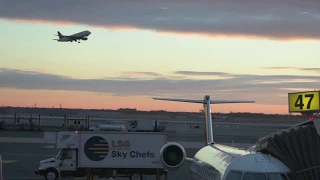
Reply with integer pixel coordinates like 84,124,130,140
82,37,88,40
160,142,186,170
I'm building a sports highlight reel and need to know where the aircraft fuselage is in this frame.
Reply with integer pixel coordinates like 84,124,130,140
55,30,91,43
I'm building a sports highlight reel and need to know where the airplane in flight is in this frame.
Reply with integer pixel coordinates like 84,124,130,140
154,96,293,180
53,30,91,43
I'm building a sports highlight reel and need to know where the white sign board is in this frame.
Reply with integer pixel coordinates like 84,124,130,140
78,133,166,169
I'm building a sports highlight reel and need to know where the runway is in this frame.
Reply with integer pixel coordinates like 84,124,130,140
0,114,296,129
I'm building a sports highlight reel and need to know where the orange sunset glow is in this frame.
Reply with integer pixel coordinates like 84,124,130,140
1,0,319,115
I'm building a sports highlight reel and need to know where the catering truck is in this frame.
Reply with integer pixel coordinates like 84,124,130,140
34,131,168,180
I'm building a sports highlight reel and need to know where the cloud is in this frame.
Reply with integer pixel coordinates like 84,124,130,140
121,71,163,78
1,0,320,40
1,68,319,105
262,67,320,73
261,67,295,70
174,71,232,77
299,68,320,73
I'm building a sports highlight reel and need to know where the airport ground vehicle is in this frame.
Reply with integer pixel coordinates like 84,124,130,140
128,120,165,132
189,124,200,128
89,124,126,132
35,131,168,180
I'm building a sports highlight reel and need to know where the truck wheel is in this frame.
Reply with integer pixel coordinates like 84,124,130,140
45,169,58,180
130,173,143,180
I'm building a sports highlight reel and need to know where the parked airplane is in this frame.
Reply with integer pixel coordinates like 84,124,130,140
154,96,293,180
53,30,91,43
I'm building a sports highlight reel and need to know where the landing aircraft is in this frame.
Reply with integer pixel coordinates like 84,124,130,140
53,30,91,43
154,96,292,180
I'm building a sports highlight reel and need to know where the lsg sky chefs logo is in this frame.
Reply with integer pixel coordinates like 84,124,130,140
84,136,155,161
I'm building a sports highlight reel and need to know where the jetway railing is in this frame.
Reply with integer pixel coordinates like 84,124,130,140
0,155,2,180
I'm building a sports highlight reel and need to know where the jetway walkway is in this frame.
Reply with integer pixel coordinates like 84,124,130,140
0,155,2,180
255,117,320,180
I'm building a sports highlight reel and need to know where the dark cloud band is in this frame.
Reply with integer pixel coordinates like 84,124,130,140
1,0,320,40
0,68,319,105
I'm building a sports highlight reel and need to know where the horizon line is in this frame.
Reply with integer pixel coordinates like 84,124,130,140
0,105,299,116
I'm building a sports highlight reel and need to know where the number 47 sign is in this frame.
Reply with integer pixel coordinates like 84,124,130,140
288,91,320,113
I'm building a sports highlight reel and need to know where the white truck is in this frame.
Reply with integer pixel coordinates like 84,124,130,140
89,124,127,132
34,131,168,180
128,120,165,132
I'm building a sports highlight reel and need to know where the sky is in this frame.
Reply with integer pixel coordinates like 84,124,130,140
0,0,320,114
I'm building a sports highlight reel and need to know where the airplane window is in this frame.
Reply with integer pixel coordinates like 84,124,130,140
243,172,266,180
267,173,289,180
225,171,242,180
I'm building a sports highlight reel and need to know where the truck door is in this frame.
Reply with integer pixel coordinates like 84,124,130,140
58,149,76,171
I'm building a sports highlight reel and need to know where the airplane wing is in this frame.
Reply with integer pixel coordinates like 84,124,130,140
210,100,255,104
153,98,204,104
153,97,255,104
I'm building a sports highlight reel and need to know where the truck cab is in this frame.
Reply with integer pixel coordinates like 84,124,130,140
35,149,80,180
56,149,77,172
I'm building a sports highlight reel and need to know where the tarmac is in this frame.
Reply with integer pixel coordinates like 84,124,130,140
0,121,280,180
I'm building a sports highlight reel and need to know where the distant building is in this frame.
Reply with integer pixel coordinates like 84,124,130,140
118,108,137,112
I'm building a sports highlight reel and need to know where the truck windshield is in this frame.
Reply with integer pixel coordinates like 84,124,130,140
59,149,73,160
56,150,63,159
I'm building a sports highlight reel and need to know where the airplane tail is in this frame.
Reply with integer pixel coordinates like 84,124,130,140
57,31,63,38
153,95,255,145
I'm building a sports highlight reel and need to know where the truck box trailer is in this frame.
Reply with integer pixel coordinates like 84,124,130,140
34,131,168,180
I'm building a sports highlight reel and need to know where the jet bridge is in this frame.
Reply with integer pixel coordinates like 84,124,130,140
255,116,320,180
0,155,2,180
